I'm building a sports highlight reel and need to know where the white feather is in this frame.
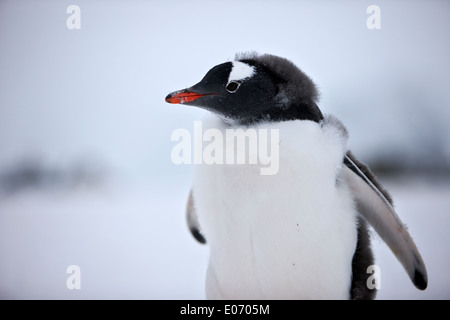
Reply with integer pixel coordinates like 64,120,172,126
192,113,358,299
228,61,255,83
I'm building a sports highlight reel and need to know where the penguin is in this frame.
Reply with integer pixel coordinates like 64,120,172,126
165,52,428,299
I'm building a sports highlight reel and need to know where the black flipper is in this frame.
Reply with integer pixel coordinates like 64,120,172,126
186,189,206,244
344,152,428,291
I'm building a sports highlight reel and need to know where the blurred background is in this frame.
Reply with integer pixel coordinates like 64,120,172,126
0,0,449,299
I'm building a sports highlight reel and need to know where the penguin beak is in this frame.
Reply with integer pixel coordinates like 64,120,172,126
165,89,217,105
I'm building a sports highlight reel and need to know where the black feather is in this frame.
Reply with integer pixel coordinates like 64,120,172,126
235,52,324,123
345,151,393,205
235,52,320,104
350,217,377,300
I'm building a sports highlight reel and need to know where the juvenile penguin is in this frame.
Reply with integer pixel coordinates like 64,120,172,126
165,52,427,299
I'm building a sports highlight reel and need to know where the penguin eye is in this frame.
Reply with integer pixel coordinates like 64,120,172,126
226,81,240,93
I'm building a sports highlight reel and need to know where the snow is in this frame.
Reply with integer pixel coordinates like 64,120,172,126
0,0,449,299
0,175,449,299
0,179,209,299
370,176,450,299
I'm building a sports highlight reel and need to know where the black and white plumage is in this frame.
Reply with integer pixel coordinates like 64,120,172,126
165,52,428,299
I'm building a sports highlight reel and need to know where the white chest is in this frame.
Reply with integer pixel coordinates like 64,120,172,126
192,115,358,299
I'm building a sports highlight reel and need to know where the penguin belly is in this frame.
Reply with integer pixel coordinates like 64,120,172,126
192,114,358,299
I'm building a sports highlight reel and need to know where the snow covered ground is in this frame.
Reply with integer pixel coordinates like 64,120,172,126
0,0,449,299
0,177,208,299
371,176,450,299
0,174,449,300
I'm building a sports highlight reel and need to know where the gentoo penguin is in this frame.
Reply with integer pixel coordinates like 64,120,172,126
165,52,428,299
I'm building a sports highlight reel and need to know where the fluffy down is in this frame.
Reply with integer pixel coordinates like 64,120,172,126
192,113,358,299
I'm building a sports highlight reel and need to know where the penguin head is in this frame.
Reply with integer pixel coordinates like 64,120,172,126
166,52,323,125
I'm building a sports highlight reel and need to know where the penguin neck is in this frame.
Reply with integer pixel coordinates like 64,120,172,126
219,101,324,127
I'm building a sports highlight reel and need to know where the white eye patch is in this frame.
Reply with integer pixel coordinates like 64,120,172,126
228,61,255,83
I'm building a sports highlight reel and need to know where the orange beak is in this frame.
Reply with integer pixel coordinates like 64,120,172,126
165,91,217,104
